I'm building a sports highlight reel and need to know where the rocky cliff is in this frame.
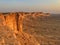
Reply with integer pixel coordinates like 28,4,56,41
0,12,50,45
0,12,42,45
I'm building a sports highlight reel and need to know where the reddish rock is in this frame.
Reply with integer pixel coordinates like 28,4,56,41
0,14,6,26
5,13,18,33
1,12,52,45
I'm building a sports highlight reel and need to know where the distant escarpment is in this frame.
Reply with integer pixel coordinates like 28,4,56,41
0,12,50,45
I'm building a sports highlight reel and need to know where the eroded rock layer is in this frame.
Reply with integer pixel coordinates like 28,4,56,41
0,12,42,45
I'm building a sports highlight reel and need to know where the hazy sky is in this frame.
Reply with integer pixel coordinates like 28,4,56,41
0,0,60,14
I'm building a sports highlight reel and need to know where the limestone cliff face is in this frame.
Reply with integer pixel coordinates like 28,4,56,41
0,12,25,33
0,12,41,45
0,14,6,26
0,12,50,45
0,12,50,32
5,13,18,33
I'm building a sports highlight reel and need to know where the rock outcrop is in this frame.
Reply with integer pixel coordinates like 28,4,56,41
0,12,41,45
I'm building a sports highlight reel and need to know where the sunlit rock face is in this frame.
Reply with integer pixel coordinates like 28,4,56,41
0,15,21,45
4,13,18,33
0,12,41,45
0,14,6,26
0,12,50,32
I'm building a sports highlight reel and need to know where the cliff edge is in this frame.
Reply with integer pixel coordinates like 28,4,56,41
0,12,40,45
